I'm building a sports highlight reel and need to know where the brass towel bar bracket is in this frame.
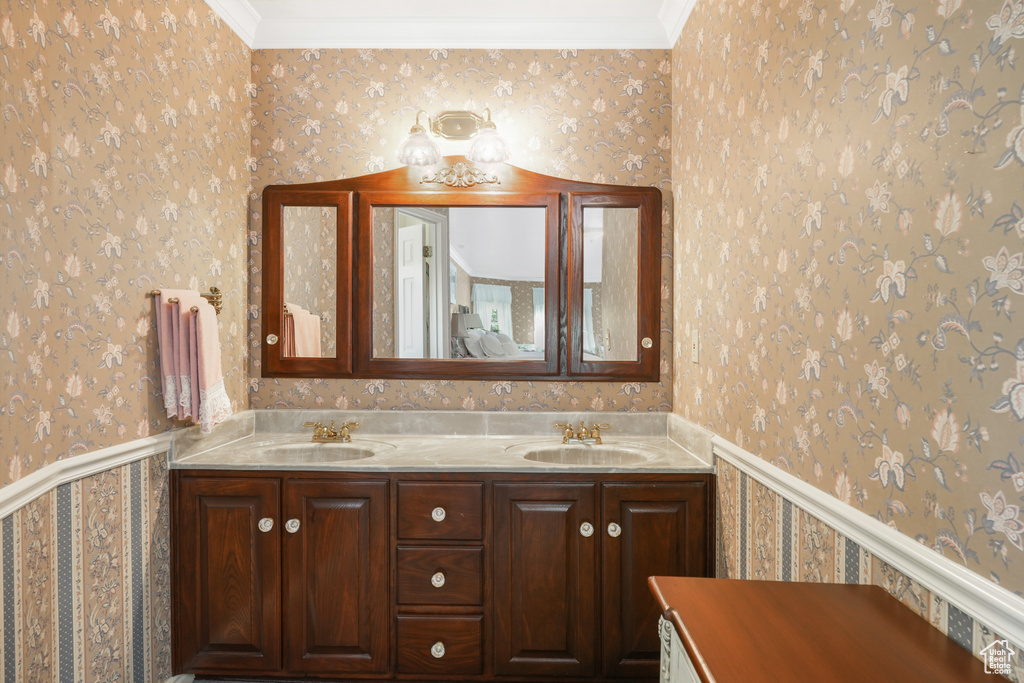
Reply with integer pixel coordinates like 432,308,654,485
148,287,223,315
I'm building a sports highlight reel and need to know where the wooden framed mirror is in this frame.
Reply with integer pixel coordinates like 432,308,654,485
261,157,660,381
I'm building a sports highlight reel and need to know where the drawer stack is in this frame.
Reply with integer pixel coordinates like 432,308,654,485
395,481,485,676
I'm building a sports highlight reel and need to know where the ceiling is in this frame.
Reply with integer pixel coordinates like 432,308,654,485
448,207,604,283
203,0,696,49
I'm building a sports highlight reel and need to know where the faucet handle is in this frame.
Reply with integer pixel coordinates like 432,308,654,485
339,421,359,442
303,421,325,442
553,422,574,444
590,423,610,444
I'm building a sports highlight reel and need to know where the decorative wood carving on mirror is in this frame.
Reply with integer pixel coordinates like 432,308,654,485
262,156,660,381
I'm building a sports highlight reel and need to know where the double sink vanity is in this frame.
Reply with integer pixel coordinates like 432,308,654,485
171,158,713,680
170,411,714,682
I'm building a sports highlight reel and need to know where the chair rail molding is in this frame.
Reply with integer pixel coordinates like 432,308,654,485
712,435,1024,649
0,433,173,519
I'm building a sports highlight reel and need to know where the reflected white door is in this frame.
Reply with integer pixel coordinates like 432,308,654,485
396,223,427,358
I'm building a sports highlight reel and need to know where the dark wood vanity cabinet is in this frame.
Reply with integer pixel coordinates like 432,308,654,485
172,471,712,681
283,479,389,674
493,482,598,678
492,480,710,681
172,472,389,677
174,475,283,674
601,482,709,678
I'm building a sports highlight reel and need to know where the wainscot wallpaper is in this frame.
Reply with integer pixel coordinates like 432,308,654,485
0,0,252,489
673,0,1024,596
717,457,1024,679
247,49,674,411
0,454,171,683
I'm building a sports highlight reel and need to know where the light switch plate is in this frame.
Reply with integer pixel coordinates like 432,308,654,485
691,329,699,363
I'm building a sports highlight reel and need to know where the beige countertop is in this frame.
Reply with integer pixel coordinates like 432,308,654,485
171,432,712,474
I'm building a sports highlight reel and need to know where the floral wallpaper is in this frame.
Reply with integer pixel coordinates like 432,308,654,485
673,0,1024,595
372,207,397,358
0,0,252,488
248,49,674,411
599,207,639,360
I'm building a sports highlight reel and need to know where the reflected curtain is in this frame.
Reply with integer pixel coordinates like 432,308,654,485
532,287,545,351
471,284,513,337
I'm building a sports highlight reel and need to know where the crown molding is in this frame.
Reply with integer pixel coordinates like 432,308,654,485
204,0,260,47
205,0,695,50
660,0,698,48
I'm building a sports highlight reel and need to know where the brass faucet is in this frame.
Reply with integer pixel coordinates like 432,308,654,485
553,421,612,444
303,420,359,443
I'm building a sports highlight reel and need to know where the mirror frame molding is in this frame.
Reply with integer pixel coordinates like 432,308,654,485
261,156,661,382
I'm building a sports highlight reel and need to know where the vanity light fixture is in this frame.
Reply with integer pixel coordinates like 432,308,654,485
397,108,510,166
396,110,442,167
466,108,510,165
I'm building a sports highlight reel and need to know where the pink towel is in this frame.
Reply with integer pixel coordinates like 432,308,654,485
294,309,322,357
286,302,322,357
188,304,200,421
155,288,192,419
195,299,232,433
173,291,202,420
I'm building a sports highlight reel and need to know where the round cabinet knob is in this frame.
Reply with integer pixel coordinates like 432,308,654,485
431,571,446,588
258,517,274,533
430,642,445,659
580,522,594,538
285,518,301,534
641,337,653,349
266,334,279,345
431,506,446,522
607,522,622,538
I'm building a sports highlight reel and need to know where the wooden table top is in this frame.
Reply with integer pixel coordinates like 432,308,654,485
649,577,995,683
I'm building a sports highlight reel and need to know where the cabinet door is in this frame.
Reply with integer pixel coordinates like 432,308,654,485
601,481,708,678
174,475,282,674
262,189,354,377
567,190,661,381
493,482,597,678
282,479,389,674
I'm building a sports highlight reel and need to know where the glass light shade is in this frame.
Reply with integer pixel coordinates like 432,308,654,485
397,128,442,167
466,126,510,164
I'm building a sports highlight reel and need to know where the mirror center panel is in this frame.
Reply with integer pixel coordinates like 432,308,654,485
373,206,547,363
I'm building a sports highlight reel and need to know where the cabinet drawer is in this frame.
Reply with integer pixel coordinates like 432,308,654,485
396,615,483,675
397,482,483,541
397,546,484,606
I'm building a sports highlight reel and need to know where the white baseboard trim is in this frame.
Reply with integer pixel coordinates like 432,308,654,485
712,435,1024,648
0,433,173,519
166,675,195,683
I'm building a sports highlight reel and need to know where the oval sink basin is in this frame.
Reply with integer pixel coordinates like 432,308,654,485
517,445,648,466
248,440,394,463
